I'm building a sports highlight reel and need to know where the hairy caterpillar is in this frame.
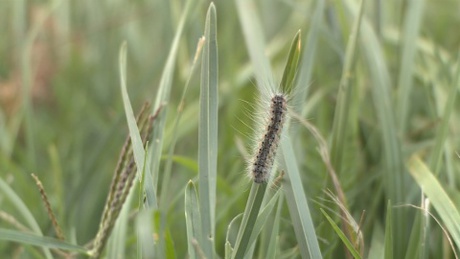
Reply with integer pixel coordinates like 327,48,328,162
250,93,288,183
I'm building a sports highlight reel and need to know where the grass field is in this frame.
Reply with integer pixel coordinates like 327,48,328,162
1,0,460,258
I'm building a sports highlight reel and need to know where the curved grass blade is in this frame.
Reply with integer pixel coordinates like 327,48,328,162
0,177,52,258
320,209,362,259
198,3,218,258
0,228,86,254
407,156,460,249
226,213,243,257
91,68,155,257
119,42,158,209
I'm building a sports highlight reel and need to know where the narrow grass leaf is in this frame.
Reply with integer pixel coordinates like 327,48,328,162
295,0,325,111
119,42,157,208
226,213,243,251
0,177,52,258
266,192,284,259
233,2,321,255
330,0,365,173
235,0,275,91
159,36,205,211
245,188,281,258
232,184,267,259
404,212,422,259
407,156,460,249
185,180,202,259
0,228,86,253
344,0,406,254
280,30,301,95
225,241,233,259
384,200,393,259
198,3,218,258
148,0,195,205
429,53,460,175
396,0,426,133
137,210,155,258
281,135,322,259
320,209,362,259
367,224,384,259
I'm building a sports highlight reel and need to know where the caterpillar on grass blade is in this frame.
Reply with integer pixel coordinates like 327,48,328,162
247,31,301,184
250,93,288,184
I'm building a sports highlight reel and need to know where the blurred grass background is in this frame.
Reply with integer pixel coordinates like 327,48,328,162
1,0,460,258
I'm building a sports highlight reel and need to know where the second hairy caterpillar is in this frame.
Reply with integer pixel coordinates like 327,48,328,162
251,93,288,183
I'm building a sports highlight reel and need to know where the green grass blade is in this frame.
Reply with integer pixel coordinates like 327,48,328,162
344,0,406,255
231,184,267,259
245,189,281,257
225,240,234,259
266,192,284,259
233,3,321,254
330,0,365,173
407,156,460,249
265,192,284,259
185,180,202,259
235,0,275,90
368,224,384,259
320,209,362,259
159,36,205,212
428,52,460,174
118,42,157,208
404,212,423,259
396,0,426,133
0,228,86,253
198,3,218,258
137,209,155,258
148,0,194,205
384,200,393,259
226,213,243,256
280,30,301,95
294,0,325,111
0,177,52,258
281,135,322,259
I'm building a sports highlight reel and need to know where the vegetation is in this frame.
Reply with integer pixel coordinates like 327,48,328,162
0,0,459,258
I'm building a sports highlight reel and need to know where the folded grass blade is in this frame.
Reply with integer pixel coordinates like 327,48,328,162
407,156,460,250
198,3,219,258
